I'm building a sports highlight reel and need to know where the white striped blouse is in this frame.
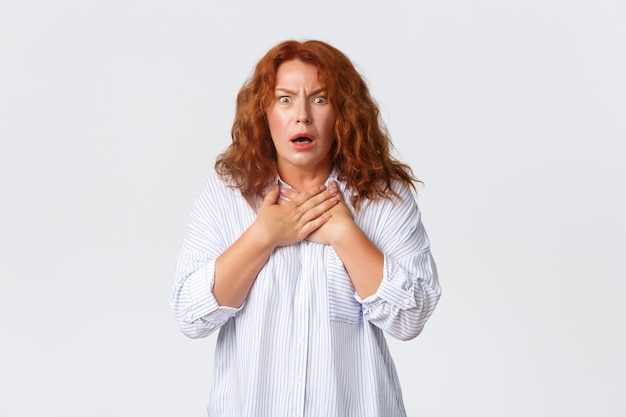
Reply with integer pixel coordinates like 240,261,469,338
171,171,441,417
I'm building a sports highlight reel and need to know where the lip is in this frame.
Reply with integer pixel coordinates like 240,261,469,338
289,133,316,150
289,133,315,141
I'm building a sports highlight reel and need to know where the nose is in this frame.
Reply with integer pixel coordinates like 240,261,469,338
297,101,311,124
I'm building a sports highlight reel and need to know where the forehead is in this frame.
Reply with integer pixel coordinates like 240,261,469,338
275,59,322,87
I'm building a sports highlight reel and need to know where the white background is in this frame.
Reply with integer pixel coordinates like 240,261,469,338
1,1,624,416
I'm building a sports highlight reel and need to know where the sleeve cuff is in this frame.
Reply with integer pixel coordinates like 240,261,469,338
182,260,243,323
355,255,416,310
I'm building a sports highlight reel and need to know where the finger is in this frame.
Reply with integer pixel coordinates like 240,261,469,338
300,211,332,236
291,184,327,206
292,185,338,212
292,198,335,226
328,181,344,202
299,196,339,224
279,187,297,202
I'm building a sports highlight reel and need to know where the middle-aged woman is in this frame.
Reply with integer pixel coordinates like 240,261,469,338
172,39,441,416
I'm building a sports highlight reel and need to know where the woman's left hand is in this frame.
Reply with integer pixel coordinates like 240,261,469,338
282,180,385,298
280,181,355,246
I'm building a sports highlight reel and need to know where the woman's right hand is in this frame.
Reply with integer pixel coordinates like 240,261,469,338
254,183,339,248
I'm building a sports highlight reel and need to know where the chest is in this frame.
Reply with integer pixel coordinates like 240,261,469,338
250,242,329,312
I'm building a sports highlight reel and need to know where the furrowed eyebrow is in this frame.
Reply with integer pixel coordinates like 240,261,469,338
275,88,296,95
309,88,326,96
275,87,327,97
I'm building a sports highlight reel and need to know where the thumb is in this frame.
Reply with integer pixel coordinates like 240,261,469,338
262,184,280,206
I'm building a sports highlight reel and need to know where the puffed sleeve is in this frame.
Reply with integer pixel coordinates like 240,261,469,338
356,182,441,341
170,177,243,339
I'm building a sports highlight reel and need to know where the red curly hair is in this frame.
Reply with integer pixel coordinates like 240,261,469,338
215,39,418,209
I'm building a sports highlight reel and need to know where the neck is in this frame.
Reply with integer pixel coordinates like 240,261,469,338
277,163,332,191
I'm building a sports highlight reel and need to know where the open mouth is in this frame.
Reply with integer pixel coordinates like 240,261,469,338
291,136,313,144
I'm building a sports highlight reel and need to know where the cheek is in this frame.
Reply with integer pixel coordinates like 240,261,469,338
270,110,291,130
266,112,284,138
322,113,337,137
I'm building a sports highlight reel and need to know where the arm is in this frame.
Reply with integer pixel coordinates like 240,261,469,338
304,181,384,298
360,217,440,341
171,179,338,338
213,183,338,307
304,180,441,340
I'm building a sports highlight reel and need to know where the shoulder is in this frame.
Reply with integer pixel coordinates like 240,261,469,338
191,172,246,214
366,179,418,210
343,179,419,224
390,179,417,202
197,172,241,198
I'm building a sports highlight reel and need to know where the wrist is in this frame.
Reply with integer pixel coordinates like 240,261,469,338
248,220,278,252
329,220,359,248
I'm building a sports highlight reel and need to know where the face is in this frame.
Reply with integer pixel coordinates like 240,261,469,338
266,59,336,179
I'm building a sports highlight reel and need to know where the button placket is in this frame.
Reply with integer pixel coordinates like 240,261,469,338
291,242,309,416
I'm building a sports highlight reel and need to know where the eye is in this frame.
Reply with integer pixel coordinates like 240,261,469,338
278,96,291,103
313,96,328,104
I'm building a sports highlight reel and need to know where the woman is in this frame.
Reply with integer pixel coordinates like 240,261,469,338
171,39,441,416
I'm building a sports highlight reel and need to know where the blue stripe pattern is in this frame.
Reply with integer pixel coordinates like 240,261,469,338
171,172,441,416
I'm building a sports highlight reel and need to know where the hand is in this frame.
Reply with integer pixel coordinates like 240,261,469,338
305,181,356,246
253,183,339,248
